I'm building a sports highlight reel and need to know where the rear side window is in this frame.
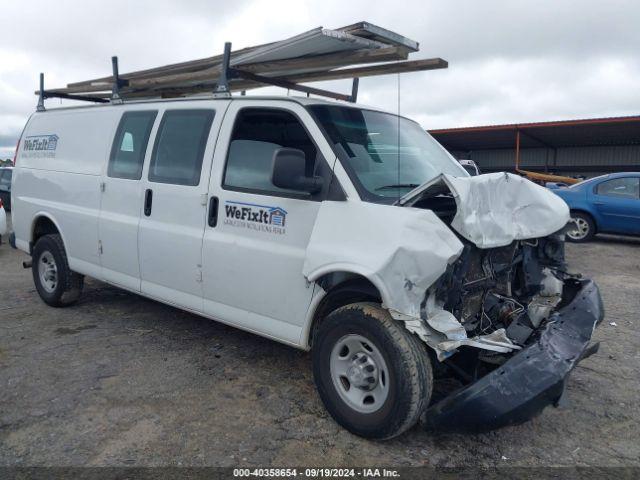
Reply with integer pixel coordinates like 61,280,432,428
596,177,640,199
223,108,319,196
108,111,157,180
149,110,215,186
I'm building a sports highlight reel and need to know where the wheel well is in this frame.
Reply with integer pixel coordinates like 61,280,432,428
32,216,59,249
308,273,382,348
570,209,597,231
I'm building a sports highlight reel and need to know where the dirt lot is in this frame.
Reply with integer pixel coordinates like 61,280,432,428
1,214,639,467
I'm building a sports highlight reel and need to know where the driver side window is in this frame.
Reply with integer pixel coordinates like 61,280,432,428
223,108,321,197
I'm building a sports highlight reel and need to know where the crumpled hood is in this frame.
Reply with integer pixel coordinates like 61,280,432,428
402,172,570,248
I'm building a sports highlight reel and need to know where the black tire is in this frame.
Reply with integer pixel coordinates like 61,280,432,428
567,211,596,243
31,234,84,307
312,302,433,439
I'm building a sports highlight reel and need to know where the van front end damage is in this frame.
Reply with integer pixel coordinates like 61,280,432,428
406,229,604,431
403,231,571,362
398,172,604,431
304,173,603,432
424,278,603,432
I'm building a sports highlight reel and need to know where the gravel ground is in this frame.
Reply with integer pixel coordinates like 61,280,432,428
1,214,639,467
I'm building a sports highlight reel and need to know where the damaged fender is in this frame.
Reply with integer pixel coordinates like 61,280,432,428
302,201,463,319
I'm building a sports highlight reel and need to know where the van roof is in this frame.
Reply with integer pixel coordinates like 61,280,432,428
32,95,397,116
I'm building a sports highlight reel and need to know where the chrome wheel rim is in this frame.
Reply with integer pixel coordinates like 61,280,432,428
38,251,58,293
330,334,390,414
567,217,590,240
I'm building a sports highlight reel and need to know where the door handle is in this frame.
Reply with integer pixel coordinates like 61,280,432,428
144,188,153,216
208,196,219,227
593,202,605,206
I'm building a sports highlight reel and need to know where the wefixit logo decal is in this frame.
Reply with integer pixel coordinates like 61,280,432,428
224,200,287,235
22,134,59,159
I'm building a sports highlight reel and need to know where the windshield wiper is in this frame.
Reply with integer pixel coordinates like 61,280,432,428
375,183,420,191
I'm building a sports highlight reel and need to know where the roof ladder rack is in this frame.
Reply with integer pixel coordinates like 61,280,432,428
37,73,45,111
35,72,110,111
350,77,359,103
213,41,360,102
214,42,232,97
111,56,129,103
35,24,447,105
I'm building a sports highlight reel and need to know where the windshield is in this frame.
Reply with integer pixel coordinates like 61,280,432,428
309,105,467,202
462,165,478,176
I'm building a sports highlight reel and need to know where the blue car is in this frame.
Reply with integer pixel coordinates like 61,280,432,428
552,172,640,242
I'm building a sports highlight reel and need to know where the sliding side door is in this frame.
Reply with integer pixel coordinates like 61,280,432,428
138,104,226,312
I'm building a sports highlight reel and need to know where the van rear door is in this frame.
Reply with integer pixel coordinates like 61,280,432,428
137,104,227,312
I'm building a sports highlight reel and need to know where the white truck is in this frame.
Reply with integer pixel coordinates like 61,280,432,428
0,198,6,241
11,95,603,438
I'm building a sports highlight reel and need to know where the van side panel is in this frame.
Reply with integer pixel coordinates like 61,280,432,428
19,110,117,175
13,108,120,278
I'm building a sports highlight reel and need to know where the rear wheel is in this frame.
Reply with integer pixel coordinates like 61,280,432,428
312,302,432,439
566,212,595,242
32,234,84,307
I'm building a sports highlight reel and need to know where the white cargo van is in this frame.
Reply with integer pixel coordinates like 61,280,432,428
12,96,603,438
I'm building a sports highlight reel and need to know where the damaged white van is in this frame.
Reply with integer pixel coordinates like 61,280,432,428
11,97,603,438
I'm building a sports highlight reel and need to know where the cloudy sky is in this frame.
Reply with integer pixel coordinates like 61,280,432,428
1,0,638,158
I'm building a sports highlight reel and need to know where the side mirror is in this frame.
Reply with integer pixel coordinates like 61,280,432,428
271,147,324,194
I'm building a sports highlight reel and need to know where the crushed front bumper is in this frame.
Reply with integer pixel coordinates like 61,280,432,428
423,278,604,433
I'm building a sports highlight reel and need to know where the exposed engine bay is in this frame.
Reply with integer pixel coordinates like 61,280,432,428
433,233,569,366
409,181,577,380
435,232,566,347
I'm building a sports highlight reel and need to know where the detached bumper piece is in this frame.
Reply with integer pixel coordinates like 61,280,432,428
424,279,604,433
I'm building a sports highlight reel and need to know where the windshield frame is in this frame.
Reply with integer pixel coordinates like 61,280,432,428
306,104,468,204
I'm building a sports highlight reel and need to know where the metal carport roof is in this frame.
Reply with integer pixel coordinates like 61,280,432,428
429,115,640,151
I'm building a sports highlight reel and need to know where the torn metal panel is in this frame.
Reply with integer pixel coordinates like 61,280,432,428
400,172,570,249
527,267,564,327
399,292,520,361
393,308,459,361
424,309,466,341
437,328,521,354
302,201,463,319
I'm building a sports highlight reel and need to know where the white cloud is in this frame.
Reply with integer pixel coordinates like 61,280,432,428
0,0,638,156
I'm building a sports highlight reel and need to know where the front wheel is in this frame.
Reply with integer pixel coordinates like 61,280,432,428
312,302,432,439
32,234,84,307
566,212,595,243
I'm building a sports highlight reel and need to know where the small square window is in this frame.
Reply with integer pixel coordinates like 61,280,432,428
108,111,157,180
